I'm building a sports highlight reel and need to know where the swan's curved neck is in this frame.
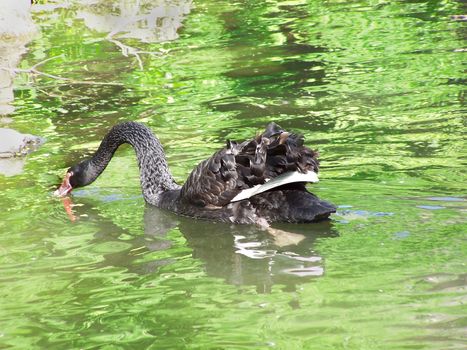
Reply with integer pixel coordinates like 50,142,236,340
83,122,179,205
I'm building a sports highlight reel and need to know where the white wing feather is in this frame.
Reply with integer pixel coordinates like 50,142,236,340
230,171,319,202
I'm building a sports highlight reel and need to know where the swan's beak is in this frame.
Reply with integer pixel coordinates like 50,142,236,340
54,172,73,197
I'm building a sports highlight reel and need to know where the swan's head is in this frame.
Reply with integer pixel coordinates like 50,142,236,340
54,164,88,197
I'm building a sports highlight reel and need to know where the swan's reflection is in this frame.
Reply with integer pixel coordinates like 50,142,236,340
144,206,337,291
66,195,337,292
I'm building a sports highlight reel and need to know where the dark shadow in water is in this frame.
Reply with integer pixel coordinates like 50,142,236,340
68,197,338,292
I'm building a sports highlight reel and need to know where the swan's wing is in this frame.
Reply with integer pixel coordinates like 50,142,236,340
180,145,241,207
180,122,320,207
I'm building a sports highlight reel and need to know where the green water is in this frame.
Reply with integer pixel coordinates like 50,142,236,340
1,0,465,349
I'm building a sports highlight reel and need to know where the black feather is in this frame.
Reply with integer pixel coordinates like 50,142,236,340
180,122,321,208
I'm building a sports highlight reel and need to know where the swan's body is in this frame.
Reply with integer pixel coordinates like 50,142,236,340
56,122,336,224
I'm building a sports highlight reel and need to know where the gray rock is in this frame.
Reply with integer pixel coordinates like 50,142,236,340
0,128,43,157
0,128,43,176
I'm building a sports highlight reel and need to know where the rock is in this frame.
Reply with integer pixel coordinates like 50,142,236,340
0,128,43,176
0,128,43,158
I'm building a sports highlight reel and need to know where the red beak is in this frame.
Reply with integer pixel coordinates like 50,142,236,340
54,172,73,197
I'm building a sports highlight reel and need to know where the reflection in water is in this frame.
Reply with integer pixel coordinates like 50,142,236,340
0,0,37,115
76,0,192,68
68,198,337,293
145,206,337,292
1,0,192,118
77,0,192,43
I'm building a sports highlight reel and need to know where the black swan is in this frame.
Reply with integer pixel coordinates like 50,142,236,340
55,122,336,225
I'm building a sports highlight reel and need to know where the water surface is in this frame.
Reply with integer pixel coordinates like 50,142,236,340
0,0,465,349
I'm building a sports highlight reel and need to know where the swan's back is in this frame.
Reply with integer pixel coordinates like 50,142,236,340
180,122,321,209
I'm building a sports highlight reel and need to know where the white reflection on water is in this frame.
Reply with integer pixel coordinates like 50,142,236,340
76,0,192,43
0,0,37,115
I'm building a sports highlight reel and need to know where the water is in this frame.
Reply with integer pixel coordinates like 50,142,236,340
0,0,465,349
